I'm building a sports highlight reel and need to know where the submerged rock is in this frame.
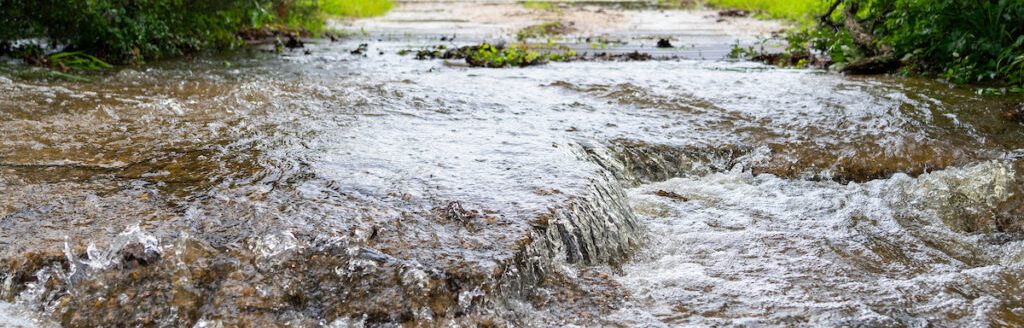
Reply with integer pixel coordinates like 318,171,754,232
351,43,369,55
285,34,304,49
1003,101,1024,123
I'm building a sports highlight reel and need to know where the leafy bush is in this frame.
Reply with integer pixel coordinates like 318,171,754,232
781,24,859,67
1,0,269,63
0,0,391,64
716,0,1024,91
879,0,1024,89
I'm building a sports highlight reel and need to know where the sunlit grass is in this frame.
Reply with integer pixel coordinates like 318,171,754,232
522,0,558,11
705,0,825,25
322,0,394,18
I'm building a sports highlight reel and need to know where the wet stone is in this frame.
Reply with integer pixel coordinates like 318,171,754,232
1004,101,1024,123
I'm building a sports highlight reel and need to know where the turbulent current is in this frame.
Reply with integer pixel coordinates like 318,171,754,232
2,3,1024,327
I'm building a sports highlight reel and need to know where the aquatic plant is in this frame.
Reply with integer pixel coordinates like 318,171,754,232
408,42,577,68
48,51,113,72
468,43,545,68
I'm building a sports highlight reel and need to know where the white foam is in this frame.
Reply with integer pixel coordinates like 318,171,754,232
0,301,55,328
615,160,1021,326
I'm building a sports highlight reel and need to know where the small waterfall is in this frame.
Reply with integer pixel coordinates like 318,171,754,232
579,139,746,185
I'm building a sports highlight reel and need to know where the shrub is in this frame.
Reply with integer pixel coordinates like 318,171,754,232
0,0,391,64
880,0,1024,88
0,0,271,63
717,0,1024,91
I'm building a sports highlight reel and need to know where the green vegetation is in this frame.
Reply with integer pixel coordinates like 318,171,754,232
0,0,391,65
322,0,393,18
706,0,825,24
522,0,558,11
408,42,577,68
468,43,547,67
876,0,1023,91
48,51,114,71
516,22,575,41
715,0,1024,93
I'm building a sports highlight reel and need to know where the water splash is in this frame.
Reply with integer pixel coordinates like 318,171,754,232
613,160,1024,326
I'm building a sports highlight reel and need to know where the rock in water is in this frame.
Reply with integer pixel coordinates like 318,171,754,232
285,35,304,49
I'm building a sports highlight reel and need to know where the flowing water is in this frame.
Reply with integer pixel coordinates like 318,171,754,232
2,2,1024,327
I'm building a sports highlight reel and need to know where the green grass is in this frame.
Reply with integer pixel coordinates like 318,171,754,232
516,22,573,41
522,0,558,11
48,51,113,70
322,0,393,18
705,0,825,25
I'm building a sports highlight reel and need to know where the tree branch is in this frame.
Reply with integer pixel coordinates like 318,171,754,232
819,0,843,31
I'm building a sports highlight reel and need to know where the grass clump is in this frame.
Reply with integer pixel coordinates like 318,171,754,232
522,0,559,11
48,51,114,71
516,22,575,41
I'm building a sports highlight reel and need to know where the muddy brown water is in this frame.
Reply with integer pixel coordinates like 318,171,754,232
2,3,1024,327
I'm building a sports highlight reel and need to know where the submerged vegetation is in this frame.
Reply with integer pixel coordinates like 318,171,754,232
0,0,391,65
717,0,1024,93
